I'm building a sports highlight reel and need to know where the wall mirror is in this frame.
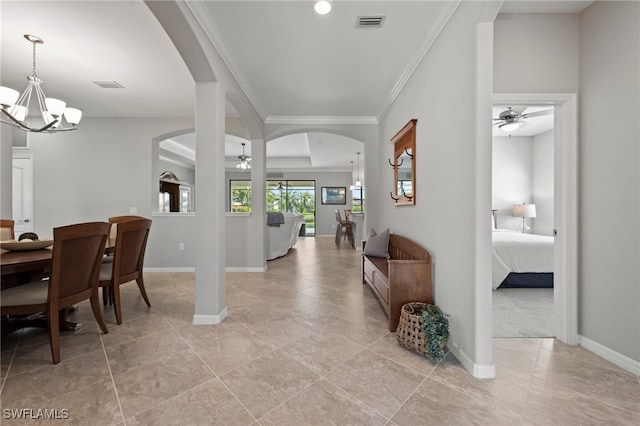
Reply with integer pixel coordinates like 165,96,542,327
390,119,416,206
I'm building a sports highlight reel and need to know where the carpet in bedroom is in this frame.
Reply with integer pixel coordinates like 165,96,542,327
492,288,554,338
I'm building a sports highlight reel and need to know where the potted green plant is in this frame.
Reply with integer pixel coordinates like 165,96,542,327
396,302,449,363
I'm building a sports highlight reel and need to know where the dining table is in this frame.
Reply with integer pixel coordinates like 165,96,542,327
1,238,115,334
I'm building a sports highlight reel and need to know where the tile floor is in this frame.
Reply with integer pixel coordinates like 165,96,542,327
1,236,638,425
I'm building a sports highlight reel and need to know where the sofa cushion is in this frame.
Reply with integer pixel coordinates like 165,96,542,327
363,228,390,259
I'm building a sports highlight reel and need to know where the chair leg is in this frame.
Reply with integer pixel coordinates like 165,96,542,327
136,277,151,307
113,284,123,325
48,311,60,364
90,293,109,334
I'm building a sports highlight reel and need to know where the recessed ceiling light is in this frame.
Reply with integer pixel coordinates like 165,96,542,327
314,1,331,15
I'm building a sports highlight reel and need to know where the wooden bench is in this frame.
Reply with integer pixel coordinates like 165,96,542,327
362,234,432,331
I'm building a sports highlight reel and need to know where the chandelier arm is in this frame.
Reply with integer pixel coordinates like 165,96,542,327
1,109,58,132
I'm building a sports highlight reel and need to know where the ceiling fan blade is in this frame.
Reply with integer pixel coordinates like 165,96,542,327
510,106,528,115
522,109,553,119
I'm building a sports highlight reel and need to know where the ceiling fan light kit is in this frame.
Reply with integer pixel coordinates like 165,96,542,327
0,34,82,133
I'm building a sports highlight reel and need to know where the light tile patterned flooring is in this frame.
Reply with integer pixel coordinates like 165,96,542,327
1,236,639,425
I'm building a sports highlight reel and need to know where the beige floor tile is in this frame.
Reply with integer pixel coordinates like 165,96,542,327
113,349,214,419
174,316,249,346
392,376,522,425
100,313,172,348
325,349,426,418
128,378,254,426
533,348,640,414
521,376,640,426
1,349,110,408
1,379,123,426
220,350,319,419
284,328,365,376
191,329,279,376
259,378,387,425
105,328,189,375
366,332,439,375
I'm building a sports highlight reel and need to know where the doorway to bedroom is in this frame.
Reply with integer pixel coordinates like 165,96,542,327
491,93,578,345
491,103,556,338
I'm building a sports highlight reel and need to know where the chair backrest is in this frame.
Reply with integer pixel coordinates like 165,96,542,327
108,215,145,239
335,210,343,223
49,222,111,306
112,218,152,282
0,219,15,240
344,209,351,221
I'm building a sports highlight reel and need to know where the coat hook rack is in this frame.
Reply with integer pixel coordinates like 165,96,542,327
388,158,404,169
401,190,413,201
404,148,413,159
389,192,399,202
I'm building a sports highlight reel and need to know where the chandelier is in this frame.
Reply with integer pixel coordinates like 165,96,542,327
236,142,251,169
0,34,82,133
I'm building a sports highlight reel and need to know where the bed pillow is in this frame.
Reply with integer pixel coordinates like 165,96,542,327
363,228,390,259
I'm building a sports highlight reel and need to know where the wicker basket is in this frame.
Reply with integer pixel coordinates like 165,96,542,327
396,302,430,356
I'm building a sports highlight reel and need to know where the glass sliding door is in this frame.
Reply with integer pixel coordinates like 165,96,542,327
267,180,316,236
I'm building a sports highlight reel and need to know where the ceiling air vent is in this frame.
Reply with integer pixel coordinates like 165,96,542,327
267,172,284,179
93,81,125,89
356,15,385,28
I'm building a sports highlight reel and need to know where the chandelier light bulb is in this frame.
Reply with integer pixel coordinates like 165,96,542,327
314,1,331,15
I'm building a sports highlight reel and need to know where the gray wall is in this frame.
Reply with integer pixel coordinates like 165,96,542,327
579,1,639,362
495,5,639,363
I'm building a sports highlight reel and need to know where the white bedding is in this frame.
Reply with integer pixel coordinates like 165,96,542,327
492,229,554,290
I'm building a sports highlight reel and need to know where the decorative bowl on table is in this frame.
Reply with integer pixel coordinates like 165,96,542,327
0,239,54,251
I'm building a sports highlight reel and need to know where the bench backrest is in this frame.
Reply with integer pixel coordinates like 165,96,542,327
388,234,431,262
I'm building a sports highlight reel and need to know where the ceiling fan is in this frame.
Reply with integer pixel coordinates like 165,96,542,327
493,106,553,132
236,142,251,169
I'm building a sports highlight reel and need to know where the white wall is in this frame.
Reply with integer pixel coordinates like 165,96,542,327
377,1,492,372
532,130,554,236
22,117,196,269
492,136,533,230
492,132,554,235
579,1,639,362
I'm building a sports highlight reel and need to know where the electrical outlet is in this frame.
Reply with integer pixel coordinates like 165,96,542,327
178,243,184,251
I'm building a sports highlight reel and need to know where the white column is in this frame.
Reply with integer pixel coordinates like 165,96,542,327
193,81,227,324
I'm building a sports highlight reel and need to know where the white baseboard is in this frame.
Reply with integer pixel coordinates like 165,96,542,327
192,307,228,325
579,335,640,375
225,266,267,272
448,346,496,379
143,267,195,273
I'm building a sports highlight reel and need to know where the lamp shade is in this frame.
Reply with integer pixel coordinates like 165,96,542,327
45,98,66,117
513,203,536,218
63,107,82,125
0,86,19,108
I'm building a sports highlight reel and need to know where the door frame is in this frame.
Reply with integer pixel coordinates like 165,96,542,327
12,153,34,234
493,93,578,344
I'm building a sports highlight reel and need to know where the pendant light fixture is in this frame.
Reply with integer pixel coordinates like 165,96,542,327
349,160,355,190
0,34,82,133
355,152,362,187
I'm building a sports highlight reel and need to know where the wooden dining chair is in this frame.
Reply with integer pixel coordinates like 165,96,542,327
0,221,111,364
99,217,152,325
0,219,15,240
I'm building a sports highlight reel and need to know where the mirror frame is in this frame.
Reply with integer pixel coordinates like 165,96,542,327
390,119,417,206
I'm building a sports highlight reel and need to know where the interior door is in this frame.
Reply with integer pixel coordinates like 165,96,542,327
12,156,33,234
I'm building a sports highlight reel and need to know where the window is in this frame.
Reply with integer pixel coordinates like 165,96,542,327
230,180,252,212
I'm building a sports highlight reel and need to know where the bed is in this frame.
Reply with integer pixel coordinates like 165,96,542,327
492,229,554,290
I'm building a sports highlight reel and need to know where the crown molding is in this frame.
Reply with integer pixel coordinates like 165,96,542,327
185,1,267,121
264,116,378,125
376,0,461,121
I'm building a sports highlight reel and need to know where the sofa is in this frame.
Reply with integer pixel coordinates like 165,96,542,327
267,212,304,260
